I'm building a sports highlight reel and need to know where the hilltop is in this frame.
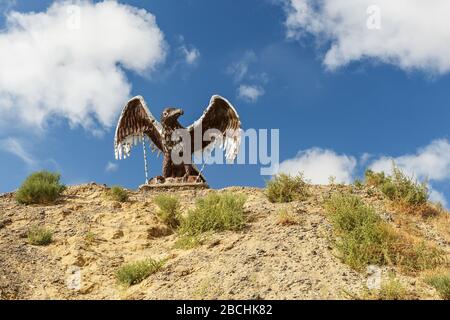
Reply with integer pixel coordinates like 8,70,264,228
0,182,448,300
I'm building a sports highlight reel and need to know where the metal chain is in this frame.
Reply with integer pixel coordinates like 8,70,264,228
141,132,149,184
196,148,212,183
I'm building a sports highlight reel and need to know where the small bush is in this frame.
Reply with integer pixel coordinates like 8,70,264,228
27,226,53,246
107,186,128,202
325,193,445,272
276,209,301,226
116,258,164,286
364,170,388,188
424,270,450,300
179,193,246,236
395,240,445,274
365,166,428,207
174,234,202,250
378,277,410,300
325,194,393,270
353,178,364,189
154,194,181,228
382,166,428,206
15,171,65,205
360,277,412,300
265,173,309,203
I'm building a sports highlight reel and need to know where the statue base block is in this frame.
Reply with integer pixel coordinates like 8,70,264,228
138,176,209,191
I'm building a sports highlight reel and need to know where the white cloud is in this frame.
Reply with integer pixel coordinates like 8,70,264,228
227,51,257,82
105,161,118,173
238,85,265,103
277,147,357,184
181,46,200,65
227,51,268,102
284,0,450,73
369,139,450,182
0,1,166,133
0,137,37,167
429,188,447,207
276,139,450,205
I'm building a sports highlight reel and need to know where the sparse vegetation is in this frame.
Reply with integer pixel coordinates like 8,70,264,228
27,226,53,246
424,269,450,300
328,176,337,185
265,173,309,203
85,231,97,245
325,193,392,270
364,166,435,215
359,276,412,300
106,185,128,202
396,240,445,274
325,193,445,273
377,277,410,300
179,193,246,236
364,170,388,188
15,171,65,205
353,178,364,189
116,258,164,286
174,234,202,250
276,209,301,226
154,194,181,229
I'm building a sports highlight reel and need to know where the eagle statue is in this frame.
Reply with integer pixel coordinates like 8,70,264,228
114,95,241,185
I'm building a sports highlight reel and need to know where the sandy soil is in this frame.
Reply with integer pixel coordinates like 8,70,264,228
0,183,447,300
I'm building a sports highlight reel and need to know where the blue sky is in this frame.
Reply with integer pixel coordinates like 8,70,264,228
0,0,449,205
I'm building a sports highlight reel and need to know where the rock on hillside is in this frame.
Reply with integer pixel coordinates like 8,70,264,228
0,183,447,300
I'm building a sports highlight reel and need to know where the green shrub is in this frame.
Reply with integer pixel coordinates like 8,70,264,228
179,193,246,236
325,193,445,272
15,171,65,205
424,270,450,300
378,277,410,300
360,276,411,300
383,166,428,205
154,194,181,228
325,194,393,270
27,226,53,246
107,185,128,202
365,166,428,206
174,234,202,250
265,173,309,203
364,169,388,188
116,258,164,286
353,178,364,189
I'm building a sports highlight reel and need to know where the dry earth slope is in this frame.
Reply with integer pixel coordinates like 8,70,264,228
0,183,448,300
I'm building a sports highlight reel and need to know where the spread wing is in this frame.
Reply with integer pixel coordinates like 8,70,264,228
188,95,241,161
114,96,164,160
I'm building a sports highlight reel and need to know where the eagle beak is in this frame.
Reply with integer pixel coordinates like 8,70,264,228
172,109,184,117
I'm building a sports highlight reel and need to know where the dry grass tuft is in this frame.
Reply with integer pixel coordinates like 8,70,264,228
276,209,302,226
265,173,310,203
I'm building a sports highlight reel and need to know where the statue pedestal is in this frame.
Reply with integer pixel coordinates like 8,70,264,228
139,182,209,191
139,176,209,191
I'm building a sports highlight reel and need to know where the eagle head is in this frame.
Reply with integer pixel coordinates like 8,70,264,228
161,107,184,126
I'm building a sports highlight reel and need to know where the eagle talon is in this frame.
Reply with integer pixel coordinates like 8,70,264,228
150,176,166,184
